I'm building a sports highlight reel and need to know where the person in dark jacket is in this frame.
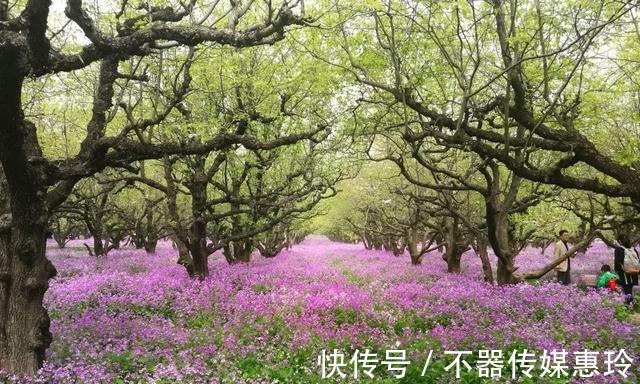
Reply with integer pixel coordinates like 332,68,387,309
614,234,639,307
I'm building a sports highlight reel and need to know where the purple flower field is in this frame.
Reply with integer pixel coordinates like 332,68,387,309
2,236,638,383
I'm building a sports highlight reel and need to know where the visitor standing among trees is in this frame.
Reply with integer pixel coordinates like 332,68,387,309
614,234,639,307
553,230,573,285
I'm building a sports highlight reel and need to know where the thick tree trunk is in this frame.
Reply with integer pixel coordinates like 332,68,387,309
0,224,55,375
143,209,158,253
487,209,518,285
190,240,209,279
163,157,195,277
85,205,106,257
144,239,157,254
405,228,423,265
224,240,254,264
257,239,285,258
444,246,462,273
442,218,463,273
257,227,291,258
484,164,519,285
496,256,518,285
92,234,105,256
108,232,123,251
174,236,194,277
408,247,421,265
0,128,55,373
0,45,57,374
187,156,210,279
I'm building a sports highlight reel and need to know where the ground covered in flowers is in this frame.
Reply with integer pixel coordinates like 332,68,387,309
2,237,639,383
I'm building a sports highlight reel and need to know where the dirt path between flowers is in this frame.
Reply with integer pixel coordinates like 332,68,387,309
630,313,640,325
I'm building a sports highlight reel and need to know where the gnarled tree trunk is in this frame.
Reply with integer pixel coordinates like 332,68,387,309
405,227,420,265
187,155,210,279
172,237,193,276
0,58,57,374
482,162,521,285
144,239,158,254
257,231,287,258
163,156,195,277
224,239,254,264
473,235,494,284
442,217,464,273
52,231,68,249
486,202,518,285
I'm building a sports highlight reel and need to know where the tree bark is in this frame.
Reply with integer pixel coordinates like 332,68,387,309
92,234,105,257
0,195,56,375
487,206,518,285
163,157,195,277
142,208,158,253
224,240,254,264
175,238,193,276
474,236,494,284
483,164,520,285
257,230,286,258
442,218,463,273
0,48,57,373
187,155,209,279
405,228,420,265
144,239,158,254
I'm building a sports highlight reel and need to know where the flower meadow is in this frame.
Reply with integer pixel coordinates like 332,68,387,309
2,237,638,383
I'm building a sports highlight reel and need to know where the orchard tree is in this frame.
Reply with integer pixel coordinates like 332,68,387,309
47,213,83,249
0,0,317,374
316,0,640,282
332,0,640,200
114,38,348,278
